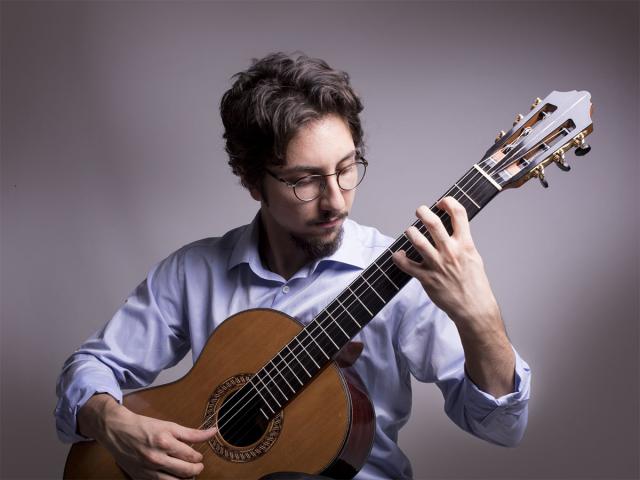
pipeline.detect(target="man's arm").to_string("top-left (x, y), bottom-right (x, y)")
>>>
top-left (56, 250), bottom-right (215, 477)
top-left (392, 197), bottom-right (516, 397)
top-left (77, 394), bottom-right (215, 478)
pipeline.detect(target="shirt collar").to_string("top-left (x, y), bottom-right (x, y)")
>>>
top-left (227, 212), bottom-right (368, 280)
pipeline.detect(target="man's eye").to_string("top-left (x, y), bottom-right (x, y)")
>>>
top-left (294, 176), bottom-right (317, 186)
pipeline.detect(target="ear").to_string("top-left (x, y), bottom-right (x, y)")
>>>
top-left (249, 185), bottom-right (262, 202)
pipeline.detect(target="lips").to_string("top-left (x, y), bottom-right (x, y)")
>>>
top-left (312, 213), bottom-right (347, 229)
top-left (316, 218), bottom-right (342, 228)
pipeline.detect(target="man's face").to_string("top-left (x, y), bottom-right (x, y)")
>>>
top-left (252, 114), bottom-right (357, 260)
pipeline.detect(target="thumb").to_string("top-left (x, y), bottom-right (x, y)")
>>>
top-left (174, 425), bottom-right (218, 443)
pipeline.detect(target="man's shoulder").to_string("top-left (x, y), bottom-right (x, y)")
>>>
top-left (168, 223), bottom-right (251, 262)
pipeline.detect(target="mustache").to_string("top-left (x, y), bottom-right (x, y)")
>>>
top-left (309, 211), bottom-right (348, 225)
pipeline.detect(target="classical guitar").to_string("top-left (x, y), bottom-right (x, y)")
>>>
top-left (64, 90), bottom-right (594, 479)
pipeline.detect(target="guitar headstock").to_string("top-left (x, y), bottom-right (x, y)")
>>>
top-left (479, 90), bottom-right (594, 190)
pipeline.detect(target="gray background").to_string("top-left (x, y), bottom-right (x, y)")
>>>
top-left (1, 1), bottom-right (638, 478)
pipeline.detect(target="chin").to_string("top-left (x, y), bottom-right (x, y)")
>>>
top-left (291, 226), bottom-right (344, 261)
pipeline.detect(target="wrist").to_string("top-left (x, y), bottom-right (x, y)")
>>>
top-left (77, 393), bottom-right (122, 440)
top-left (453, 300), bottom-right (504, 342)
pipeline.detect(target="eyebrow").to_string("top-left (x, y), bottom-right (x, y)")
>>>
top-left (277, 149), bottom-right (357, 176)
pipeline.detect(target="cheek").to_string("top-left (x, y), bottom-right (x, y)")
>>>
top-left (343, 190), bottom-right (356, 208)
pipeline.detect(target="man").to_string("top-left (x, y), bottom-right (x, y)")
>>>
top-left (55, 52), bottom-right (530, 479)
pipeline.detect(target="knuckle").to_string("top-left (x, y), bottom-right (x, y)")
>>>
top-left (155, 435), bottom-right (171, 451)
top-left (421, 215), bottom-right (438, 229)
top-left (141, 449), bottom-right (159, 465)
top-left (149, 452), bottom-right (163, 466)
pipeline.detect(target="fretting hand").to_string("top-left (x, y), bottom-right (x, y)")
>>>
top-left (392, 197), bottom-right (515, 397)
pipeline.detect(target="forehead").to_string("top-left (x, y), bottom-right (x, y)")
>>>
top-left (282, 114), bottom-right (355, 172)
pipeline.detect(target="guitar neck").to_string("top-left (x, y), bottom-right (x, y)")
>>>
top-left (252, 163), bottom-right (503, 415)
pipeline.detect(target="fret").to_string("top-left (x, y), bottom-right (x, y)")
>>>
top-left (360, 273), bottom-right (386, 304)
top-left (283, 343), bottom-right (311, 379)
top-left (250, 381), bottom-right (277, 414)
top-left (452, 182), bottom-right (480, 209)
top-left (266, 359), bottom-right (295, 394)
top-left (255, 370), bottom-right (285, 407)
top-left (335, 297), bottom-right (362, 328)
top-left (363, 264), bottom-right (403, 306)
top-left (276, 350), bottom-right (304, 385)
top-left (315, 319), bottom-right (340, 349)
top-left (347, 286), bottom-right (374, 317)
top-left (293, 335), bottom-right (320, 369)
top-left (261, 367), bottom-right (289, 403)
top-left (325, 310), bottom-right (350, 340)
top-left (301, 329), bottom-right (331, 361)
top-left (374, 258), bottom-right (400, 291)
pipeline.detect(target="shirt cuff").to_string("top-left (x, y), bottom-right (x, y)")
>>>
top-left (463, 348), bottom-right (531, 446)
top-left (55, 374), bottom-right (123, 444)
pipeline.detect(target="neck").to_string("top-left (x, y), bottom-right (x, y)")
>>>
top-left (258, 212), bottom-right (309, 280)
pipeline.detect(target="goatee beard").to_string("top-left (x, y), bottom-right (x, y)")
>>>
top-left (289, 226), bottom-right (344, 262)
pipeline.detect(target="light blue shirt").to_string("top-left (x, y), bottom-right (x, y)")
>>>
top-left (55, 215), bottom-right (530, 479)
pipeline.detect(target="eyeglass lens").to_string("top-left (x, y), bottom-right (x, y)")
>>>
top-left (294, 161), bottom-right (367, 201)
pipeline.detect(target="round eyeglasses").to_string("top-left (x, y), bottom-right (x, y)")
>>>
top-left (265, 157), bottom-right (368, 202)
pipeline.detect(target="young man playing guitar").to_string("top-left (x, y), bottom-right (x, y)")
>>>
top-left (56, 52), bottom-right (530, 479)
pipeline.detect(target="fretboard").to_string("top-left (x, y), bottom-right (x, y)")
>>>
top-left (246, 163), bottom-right (503, 420)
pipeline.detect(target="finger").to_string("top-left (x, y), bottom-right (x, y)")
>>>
top-left (404, 226), bottom-right (438, 264)
top-left (164, 436), bottom-right (205, 464)
top-left (158, 455), bottom-right (204, 478)
top-left (415, 205), bottom-right (450, 248)
top-left (437, 197), bottom-right (471, 241)
top-left (174, 426), bottom-right (217, 444)
top-left (392, 250), bottom-right (425, 279)
top-left (156, 468), bottom-right (196, 480)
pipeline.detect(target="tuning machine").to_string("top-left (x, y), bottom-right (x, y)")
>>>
top-left (573, 134), bottom-right (591, 156)
top-left (530, 97), bottom-right (542, 110)
top-left (532, 165), bottom-right (549, 188)
top-left (553, 149), bottom-right (571, 171)
top-left (513, 113), bottom-right (524, 126)
top-left (495, 130), bottom-right (506, 142)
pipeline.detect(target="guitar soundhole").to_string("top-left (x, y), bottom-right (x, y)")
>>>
top-left (203, 373), bottom-right (283, 463)
top-left (218, 394), bottom-right (268, 447)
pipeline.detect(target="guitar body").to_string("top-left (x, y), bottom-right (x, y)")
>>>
top-left (64, 309), bottom-right (375, 479)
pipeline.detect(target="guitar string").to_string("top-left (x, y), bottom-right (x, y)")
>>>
top-left (190, 164), bottom-right (498, 448)
top-left (191, 125), bottom-right (570, 449)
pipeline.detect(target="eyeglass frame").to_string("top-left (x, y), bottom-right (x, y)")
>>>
top-left (264, 156), bottom-right (368, 202)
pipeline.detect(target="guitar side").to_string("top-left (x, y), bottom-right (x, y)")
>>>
top-left (64, 309), bottom-right (375, 479)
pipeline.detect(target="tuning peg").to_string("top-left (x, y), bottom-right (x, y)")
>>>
top-left (573, 134), bottom-right (591, 156)
top-left (530, 97), bottom-right (542, 110)
top-left (513, 113), bottom-right (524, 126)
top-left (533, 165), bottom-right (549, 188)
top-left (574, 141), bottom-right (591, 156)
top-left (495, 130), bottom-right (506, 142)
top-left (575, 144), bottom-right (591, 156)
top-left (554, 150), bottom-right (571, 171)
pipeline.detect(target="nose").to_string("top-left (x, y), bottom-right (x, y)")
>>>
top-left (318, 175), bottom-right (346, 212)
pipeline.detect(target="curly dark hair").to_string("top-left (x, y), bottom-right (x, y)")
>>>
top-left (220, 52), bottom-right (365, 190)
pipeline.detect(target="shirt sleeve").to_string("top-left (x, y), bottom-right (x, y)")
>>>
top-left (396, 280), bottom-right (531, 447)
top-left (54, 251), bottom-right (191, 443)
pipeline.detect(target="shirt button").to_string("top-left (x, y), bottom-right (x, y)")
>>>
top-left (282, 285), bottom-right (290, 294)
